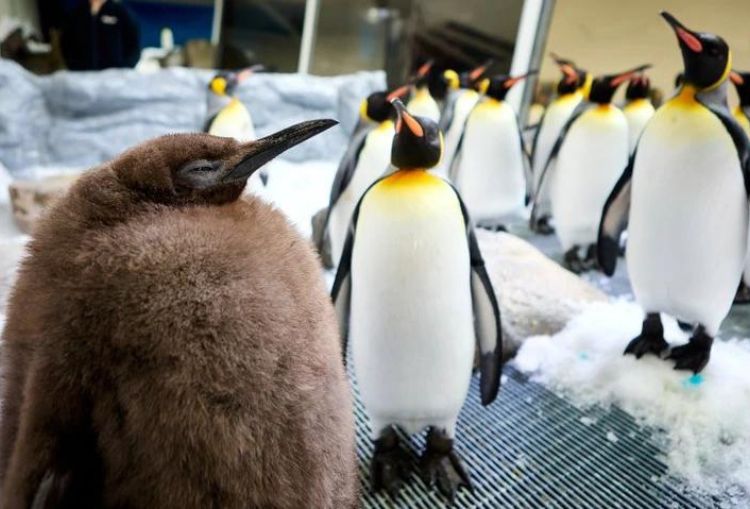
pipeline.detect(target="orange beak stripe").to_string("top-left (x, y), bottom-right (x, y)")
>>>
top-left (400, 111), bottom-right (424, 137)
top-left (676, 27), bottom-right (703, 53)
top-left (387, 85), bottom-right (411, 102)
top-left (730, 71), bottom-right (744, 85)
top-left (417, 61), bottom-right (433, 77)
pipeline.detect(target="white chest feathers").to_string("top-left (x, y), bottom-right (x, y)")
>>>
top-left (407, 87), bottom-right (441, 122)
top-left (455, 99), bottom-right (526, 222)
top-left (623, 99), bottom-right (655, 153)
top-left (208, 98), bottom-right (256, 142)
top-left (551, 104), bottom-right (629, 250)
top-left (350, 171), bottom-right (475, 436)
top-left (328, 121), bottom-right (395, 266)
top-left (627, 94), bottom-right (747, 335)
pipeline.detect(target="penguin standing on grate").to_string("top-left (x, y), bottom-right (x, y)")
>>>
top-left (332, 99), bottom-right (503, 501)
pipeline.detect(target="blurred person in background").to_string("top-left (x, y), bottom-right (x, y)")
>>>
top-left (61, 0), bottom-right (140, 70)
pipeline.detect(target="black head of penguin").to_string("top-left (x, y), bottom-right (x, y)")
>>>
top-left (478, 71), bottom-right (536, 101)
top-left (115, 119), bottom-right (337, 206)
top-left (626, 75), bottom-right (651, 100)
top-left (730, 71), bottom-right (750, 107)
top-left (361, 92), bottom-right (393, 123)
top-left (588, 64), bottom-right (652, 104)
top-left (390, 99), bottom-right (442, 169)
top-left (550, 53), bottom-right (587, 95)
top-left (662, 12), bottom-right (730, 90)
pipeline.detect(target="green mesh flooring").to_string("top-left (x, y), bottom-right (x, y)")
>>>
top-left (353, 366), bottom-right (731, 508)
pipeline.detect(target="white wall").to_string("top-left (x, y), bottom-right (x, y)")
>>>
top-left (540, 0), bottom-right (750, 104)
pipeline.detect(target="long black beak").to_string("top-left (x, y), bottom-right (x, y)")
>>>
top-left (661, 11), bottom-right (703, 53)
top-left (224, 119), bottom-right (338, 182)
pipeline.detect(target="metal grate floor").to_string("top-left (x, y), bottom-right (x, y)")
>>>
top-left (353, 365), bottom-right (729, 508)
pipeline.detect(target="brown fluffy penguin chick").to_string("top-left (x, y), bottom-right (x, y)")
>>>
top-left (0, 120), bottom-right (359, 509)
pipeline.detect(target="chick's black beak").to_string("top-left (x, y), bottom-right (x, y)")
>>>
top-left (661, 11), bottom-right (703, 53)
top-left (224, 119), bottom-right (338, 182)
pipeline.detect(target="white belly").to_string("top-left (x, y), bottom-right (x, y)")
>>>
top-left (435, 90), bottom-right (479, 177)
top-left (551, 105), bottom-right (629, 250)
top-left (407, 89), bottom-right (441, 122)
top-left (627, 101), bottom-right (747, 335)
top-left (455, 100), bottom-right (526, 222)
top-left (624, 99), bottom-right (655, 154)
top-left (532, 93), bottom-right (583, 200)
top-left (350, 173), bottom-right (475, 436)
top-left (329, 123), bottom-right (394, 266)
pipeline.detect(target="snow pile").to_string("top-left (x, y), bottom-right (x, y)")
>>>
top-left (514, 300), bottom-right (750, 497)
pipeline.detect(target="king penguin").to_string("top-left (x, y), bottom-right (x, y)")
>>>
top-left (623, 73), bottom-right (656, 153)
top-left (331, 99), bottom-right (502, 500)
top-left (205, 66), bottom-right (267, 192)
top-left (0, 119), bottom-right (360, 508)
top-left (406, 60), bottom-right (441, 122)
top-left (534, 64), bottom-right (650, 272)
top-left (727, 70), bottom-right (750, 303)
top-left (529, 54), bottom-right (592, 234)
top-left (451, 72), bottom-right (535, 229)
top-left (434, 61), bottom-right (492, 178)
top-left (598, 12), bottom-right (749, 373)
top-left (321, 86), bottom-right (409, 268)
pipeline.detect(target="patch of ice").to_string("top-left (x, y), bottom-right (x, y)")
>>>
top-left (514, 300), bottom-right (750, 496)
top-left (579, 416), bottom-right (597, 426)
top-left (606, 431), bottom-right (618, 443)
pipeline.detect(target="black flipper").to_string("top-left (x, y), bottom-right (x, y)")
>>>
top-left (439, 92), bottom-right (458, 133)
top-left (515, 113), bottom-right (533, 202)
top-left (530, 103), bottom-right (590, 223)
top-left (699, 100), bottom-right (750, 196)
top-left (330, 175), bottom-right (390, 364)
top-left (203, 112), bottom-right (219, 133)
top-left (450, 186), bottom-right (503, 406)
top-left (596, 151), bottom-right (636, 276)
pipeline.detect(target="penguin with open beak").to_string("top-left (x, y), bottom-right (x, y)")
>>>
top-left (332, 99), bottom-right (502, 501)
top-left (533, 64), bottom-right (651, 273)
top-left (529, 53), bottom-right (591, 235)
top-left (0, 120), bottom-right (359, 508)
top-left (599, 12), bottom-right (749, 373)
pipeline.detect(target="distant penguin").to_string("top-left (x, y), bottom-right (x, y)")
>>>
top-left (452, 72), bottom-right (535, 229)
top-left (598, 12), bottom-right (749, 373)
top-left (332, 99), bottom-right (502, 500)
top-left (406, 60), bottom-right (441, 122)
top-left (435, 61), bottom-right (492, 178)
top-left (0, 121), bottom-right (359, 508)
top-left (321, 86), bottom-right (409, 268)
top-left (729, 70), bottom-right (750, 136)
top-left (534, 64), bottom-right (650, 272)
top-left (623, 74), bottom-right (656, 153)
top-left (529, 54), bottom-right (591, 234)
top-left (205, 67), bottom-right (267, 192)
top-left (728, 70), bottom-right (750, 303)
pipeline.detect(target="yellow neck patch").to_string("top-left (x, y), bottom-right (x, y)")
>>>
top-left (668, 85), bottom-right (700, 109)
top-left (378, 169), bottom-right (443, 190)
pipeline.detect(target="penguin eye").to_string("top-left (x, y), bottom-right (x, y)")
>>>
top-left (182, 160), bottom-right (218, 173)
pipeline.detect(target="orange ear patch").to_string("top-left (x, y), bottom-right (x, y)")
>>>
top-left (677, 27), bottom-right (703, 53)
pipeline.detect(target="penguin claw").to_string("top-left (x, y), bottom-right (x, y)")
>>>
top-left (419, 430), bottom-right (472, 502)
top-left (667, 343), bottom-right (711, 374)
top-left (531, 216), bottom-right (555, 235)
top-left (370, 438), bottom-right (411, 497)
top-left (624, 334), bottom-right (669, 359)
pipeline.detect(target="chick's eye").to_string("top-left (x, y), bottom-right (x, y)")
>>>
top-left (192, 165), bottom-right (215, 173)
